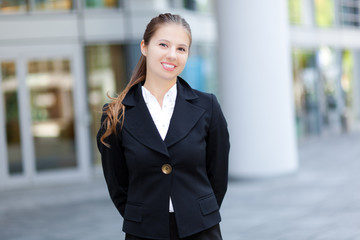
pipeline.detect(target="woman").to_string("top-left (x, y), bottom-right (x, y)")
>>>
top-left (97, 13), bottom-right (230, 240)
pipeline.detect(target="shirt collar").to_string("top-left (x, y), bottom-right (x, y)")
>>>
top-left (142, 83), bottom-right (177, 105)
top-left (122, 77), bottom-right (198, 107)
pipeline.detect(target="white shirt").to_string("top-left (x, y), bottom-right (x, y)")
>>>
top-left (141, 84), bottom-right (177, 212)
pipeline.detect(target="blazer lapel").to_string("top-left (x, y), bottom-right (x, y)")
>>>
top-left (164, 78), bottom-right (205, 148)
top-left (122, 83), bottom-right (169, 157)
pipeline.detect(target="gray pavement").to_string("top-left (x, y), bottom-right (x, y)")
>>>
top-left (1, 130), bottom-right (360, 240)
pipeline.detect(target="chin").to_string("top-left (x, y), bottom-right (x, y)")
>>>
top-left (160, 74), bottom-right (177, 81)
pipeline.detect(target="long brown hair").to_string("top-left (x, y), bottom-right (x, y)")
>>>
top-left (100, 13), bottom-right (192, 147)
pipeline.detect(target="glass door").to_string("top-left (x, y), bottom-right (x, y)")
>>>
top-left (27, 59), bottom-right (77, 172)
top-left (0, 61), bottom-right (24, 176)
top-left (85, 44), bottom-right (127, 166)
top-left (0, 44), bottom-right (91, 188)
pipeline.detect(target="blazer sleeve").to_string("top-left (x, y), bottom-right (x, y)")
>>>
top-left (96, 104), bottom-right (129, 217)
top-left (206, 94), bottom-right (230, 208)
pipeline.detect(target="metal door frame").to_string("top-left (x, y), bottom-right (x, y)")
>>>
top-left (0, 43), bottom-right (91, 189)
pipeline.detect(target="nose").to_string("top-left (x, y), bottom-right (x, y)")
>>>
top-left (166, 46), bottom-right (177, 60)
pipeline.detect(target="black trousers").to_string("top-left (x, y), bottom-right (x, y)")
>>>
top-left (125, 213), bottom-right (223, 240)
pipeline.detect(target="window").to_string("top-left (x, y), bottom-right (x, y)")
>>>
top-left (1, 61), bottom-right (23, 174)
top-left (183, 0), bottom-right (213, 12)
top-left (0, 0), bottom-right (73, 13)
top-left (314, 0), bottom-right (335, 27)
top-left (288, 0), bottom-right (302, 25)
top-left (85, 0), bottom-right (119, 9)
top-left (291, 49), bottom-right (319, 137)
top-left (0, 0), bottom-right (28, 13)
top-left (27, 59), bottom-right (77, 171)
top-left (34, 0), bottom-right (73, 11)
top-left (85, 45), bottom-right (127, 165)
top-left (341, 50), bottom-right (354, 108)
top-left (338, 0), bottom-right (360, 27)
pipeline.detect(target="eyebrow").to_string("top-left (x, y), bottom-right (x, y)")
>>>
top-left (157, 39), bottom-right (188, 48)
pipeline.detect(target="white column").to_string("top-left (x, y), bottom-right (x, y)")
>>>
top-left (216, 0), bottom-right (298, 178)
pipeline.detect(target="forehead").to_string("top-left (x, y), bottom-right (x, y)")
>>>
top-left (151, 24), bottom-right (191, 45)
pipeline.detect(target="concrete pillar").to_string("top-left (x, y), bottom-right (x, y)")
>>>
top-left (216, 0), bottom-right (298, 178)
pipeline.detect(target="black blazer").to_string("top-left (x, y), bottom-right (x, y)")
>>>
top-left (97, 77), bottom-right (230, 239)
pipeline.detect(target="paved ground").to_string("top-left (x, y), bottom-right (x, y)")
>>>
top-left (1, 130), bottom-right (360, 240)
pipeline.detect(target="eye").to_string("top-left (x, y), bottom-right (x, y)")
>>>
top-left (159, 43), bottom-right (167, 47)
top-left (178, 47), bottom-right (186, 52)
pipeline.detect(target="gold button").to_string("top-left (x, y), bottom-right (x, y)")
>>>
top-left (161, 164), bottom-right (172, 174)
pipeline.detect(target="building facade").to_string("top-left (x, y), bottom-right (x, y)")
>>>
top-left (0, 0), bottom-right (217, 189)
top-left (1, 0), bottom-right (360, 188)
top-left (289, 0), bottom-right (360, 138)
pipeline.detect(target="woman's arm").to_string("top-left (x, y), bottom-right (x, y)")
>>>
top-left (97, 104), bottom-right (129, 217)
top-left (205, 94), bottom-right (230, 208)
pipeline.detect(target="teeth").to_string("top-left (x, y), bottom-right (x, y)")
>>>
top-left (163, 63), bottom-right (175, 68)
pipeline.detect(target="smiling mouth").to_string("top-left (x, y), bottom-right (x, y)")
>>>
top-left (161, 63), bottom-right (176, 71)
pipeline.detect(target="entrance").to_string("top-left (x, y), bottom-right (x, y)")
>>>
top-left (0, 44), bottom-right (91, 188)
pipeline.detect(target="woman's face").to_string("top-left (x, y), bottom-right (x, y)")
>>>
top-left (141, 23), bottom-right (191, 83)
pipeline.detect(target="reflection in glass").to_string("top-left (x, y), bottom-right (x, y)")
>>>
top-left (0, 0), bottom-right (28, 13)
top-left (288, 0), bottom-right (302, 25)
top-left (339, 0), bottom-right (360, 27)
top-left (85, 0), bottom-right (118, 8)
top-left (183, 0), bottom-right (213, 12)
top-left (341, 50), bottom-right (353, 104)
top-left (86, 45), bottom-right (126, 165)
top-left (317, 47), bottom-right (344, 132)
top-left (27, 59), bottom-right (76, 171)
top-left (1, 62), bottom-right (23, 174)
top-left (340, 50), bottom-right (354, 131)
top-left (291, 47), bottom-right (354, 137)
top-left (292, 49), bottom-right (318, 138)
top-left (34, 0), bottom-right (72, 11)
top-left (314, 0), bottom-right (334, 27)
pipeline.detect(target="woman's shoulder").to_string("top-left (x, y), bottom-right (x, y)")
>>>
top-left (177, 76), bottom-right (215, 103)
top-left (183, 86), bottom-right (220, 112)
top-left (177, 77), bottom-right (222, 113)
top-left (192, 89), bottom-right (222, 114)
top-left (192, 88), bottom-right (215, 105)
top-left (192, 88), bottom-right (214, 99)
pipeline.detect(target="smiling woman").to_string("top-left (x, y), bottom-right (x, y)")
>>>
top-left (140, 24), bottom-right (190, 105)
top-left (97, 13), bottom-right (229, 240)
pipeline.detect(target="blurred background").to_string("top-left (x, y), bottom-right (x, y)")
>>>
top-left (1, 0), bottom-right (360, 239)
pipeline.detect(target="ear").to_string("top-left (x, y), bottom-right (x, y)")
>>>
top-left (140, 40), bottom-right (147, 56)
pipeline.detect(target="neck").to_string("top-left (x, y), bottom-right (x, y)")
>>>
top-left (143, 77), bottom-right (177, 107)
